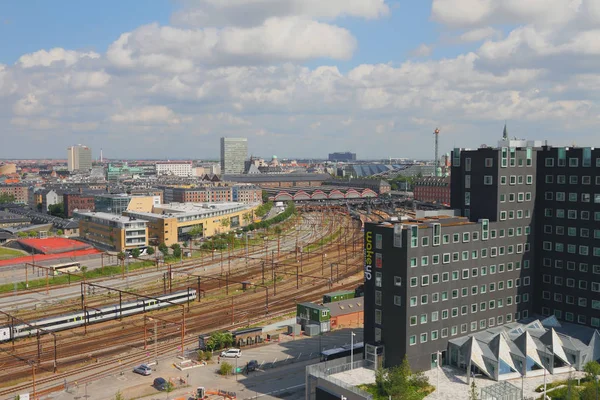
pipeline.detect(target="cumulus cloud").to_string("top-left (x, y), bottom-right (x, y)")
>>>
top-left (107, 19), bottom-right (355, 71)
top-left (171, 0), bottom-right (390, 27)
top-left (411, 44), bottom-right (433, 57)
top-left (17, 48), bottom-right (100, 68)
top-left (110, 106), bottom-right (184, 125)
top-left (458, 27), bottom-right (501, 42)
top-left (2, 0), bottom-right (600, 158)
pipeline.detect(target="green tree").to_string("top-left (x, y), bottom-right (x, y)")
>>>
top-left (48, 203), bottom-right (65, 218)
top-left (170, 243), bottom-right (182, 259)
top-left (469, 379), bottom-right (479, 400)
top-left (220, 217), bottom-right (230, 228)
top-left (28, 231), bottom-right (38, 238)
top-left (580, 383), bottom-right (599, 400)
top-left (17, 232), bottom-right (27, 238)
top-left (205, 332), bottom-right (233, 351)
top-left (189, 226), bottom-right (204, 239)
top-left (164, 382), bottom-right (174, 400)
top-left (197, 350), bottom-right (205, 361)
top-left (219, 361), bottom-right (234, 376)
top-left (114, 391), bottom-right (125, 400)
top-left (261, 190), bottom-right (269, 203)
top-left (375, 356), bottom-right (428, 400)
top-left (131, 248), bottom-right (141, 259)
top-left (584, 361), bottom-right (600, 381)
top-left (146, 246), bottom-right (155, 256)
top-left (0, 193), bottom-right (15, 204)
top-left (158, 242), bottom-right (169, 256)
top-left (56, 229), bottom-right (64, 236)
top-left (80, 266), bottom-right (88, 277)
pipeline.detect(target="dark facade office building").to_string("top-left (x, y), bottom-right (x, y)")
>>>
top-left (328, 152), bottom-right (356, 162)
top-left (364, 137), bottom-right (600, 377)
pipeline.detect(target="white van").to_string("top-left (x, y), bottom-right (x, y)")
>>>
top-left (220, 348), bottom-right (242, 358)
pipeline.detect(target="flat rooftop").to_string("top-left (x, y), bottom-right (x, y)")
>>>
top-left (329, 367), bottom-right (375, 386)
top-left (75, 211), bottom-right (145, 223)
top-left (124, 202), bottom-right (257, 219)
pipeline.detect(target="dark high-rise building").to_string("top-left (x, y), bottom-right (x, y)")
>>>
top-left (534, 146), bottom-right (600, 326)
top-left (328, 152), bottom-right (356, 162)
top-left (364, 134), bottom-right (600, 380)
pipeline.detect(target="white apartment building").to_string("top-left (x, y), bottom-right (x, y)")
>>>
top-left (156, 162), bottom-right (193, 177)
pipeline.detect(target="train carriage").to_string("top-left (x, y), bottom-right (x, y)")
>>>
top-left (1, 289), bottom-right (196, 341)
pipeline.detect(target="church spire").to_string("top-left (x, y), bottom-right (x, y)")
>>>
top-left (502, 122), bottom-right (508, 140)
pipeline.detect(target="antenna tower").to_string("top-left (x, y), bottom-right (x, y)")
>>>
top-left (433, 128), bottom-right (440, 176)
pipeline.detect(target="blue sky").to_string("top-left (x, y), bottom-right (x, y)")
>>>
top-left (0, 0), bottom-right (598, 160)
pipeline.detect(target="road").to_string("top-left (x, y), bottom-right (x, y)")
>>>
top-left (49, 328), bottom-right (364, 400)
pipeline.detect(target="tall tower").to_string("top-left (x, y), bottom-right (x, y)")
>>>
top-left (502, 122), bottom-right (508, 140)
top-left (67, 144), bottom-right (92, 172)
top-left (220, 137), bottom-right (248, 175)
top-left (433, 128), bottom-right (440, 177)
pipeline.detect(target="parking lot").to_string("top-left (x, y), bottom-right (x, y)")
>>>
top-left (55, 328), bottom-right (363, 400)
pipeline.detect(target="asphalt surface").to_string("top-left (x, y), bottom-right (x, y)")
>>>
top-left (48, 328), bottom-right (364, 400)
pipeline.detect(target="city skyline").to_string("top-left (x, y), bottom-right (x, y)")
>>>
top-left (1, 1), bottom-right (599, 159)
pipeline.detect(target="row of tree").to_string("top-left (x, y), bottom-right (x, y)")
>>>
top-left (0, 193), bottom-right (16, 204)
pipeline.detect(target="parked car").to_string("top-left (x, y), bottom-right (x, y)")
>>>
top-left (133, 364), bottom-right (152, 376)
top-left (153, 377), bottom-right (168, 391)
top-left (220, 348), bottom-right (242, 358)
top-left (246, 360), bottom-right (259, 372)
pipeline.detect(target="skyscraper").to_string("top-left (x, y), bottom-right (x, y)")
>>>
top-left (220, 137), bottom-right (248, 175)
top-left (67, 144), bottom-right (92, 172)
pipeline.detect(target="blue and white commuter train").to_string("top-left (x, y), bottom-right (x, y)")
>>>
top-left (0, 289), bottom-right (197, 342)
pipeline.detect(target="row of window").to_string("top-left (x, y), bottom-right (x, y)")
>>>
top-left (543, 208), bottom-right (600, 221)
top-left (541, 308), bottom-right (600, 328)
top-left (544, 192), bottom-right (600, 203)
top-left (541, 280), bottom-right (600, 293)
top-left (409, 297), bottom-right (528, 326)
top-left (541, 241), bottom-right (600, 257)
top-left (541, 259), bottom-right (600, 274)
top-left (408, 280), bottom-right (531, 304)
top-left (544, 155), bottom-right (598, 168)
top-left (408, 224), bottom-right (535, 250)
top-left (410, 245), bottom-right (531, 269)
top-left (543, 226), bottom-right (600, 239)
top-left (540, 292), bottom-right (600, 309)
top-left (408, 310), bottom-right (531, 346)
top-left (544, 175), bottom-right (600, 185)
top-left (499, 209), bottom-right (533, 221)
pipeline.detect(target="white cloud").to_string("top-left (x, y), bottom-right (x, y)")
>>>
top-left (171, 0), bottom-right (389, 27)
top-left (17, 48), bottom-right (100, 68)
top-left (107, 19), bottom-right (355, 71)
top-left (66, 70), bottom-right (111, 89)
top-left (70, 121), bottom-right (99, 131)
top-left (110, 106), bottom-right (184, 125)
top-left (411, 44), bottom-right (433, 57)
top-left (11, 117), bottom-right (59, 130)
top-left (13, 94), bottom-right (44, 116)
top-left (431, 0), bottom-right (493, 27)
top-left (458, 27), bottom-right (501, 42)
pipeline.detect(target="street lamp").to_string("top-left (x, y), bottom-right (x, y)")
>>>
top-left (436, 350), bottom-right (441, 398)
top-left (350, 331), bottom-right (356, 369)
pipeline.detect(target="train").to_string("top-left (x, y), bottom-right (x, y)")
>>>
top-left (0, 289), bottom-right (197, 342)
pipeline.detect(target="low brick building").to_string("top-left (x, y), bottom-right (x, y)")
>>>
top-left (328, 298), bottom-right (364, 330)
top-left (413, 176), bottom-right (451, 205)
top-left (63, 193), bottom-right (96, 217)
top-left (0, 185), bottom-right (28, 204)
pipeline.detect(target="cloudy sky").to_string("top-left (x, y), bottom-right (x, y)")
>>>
top-left (1, 0), bottom-right (599, 160)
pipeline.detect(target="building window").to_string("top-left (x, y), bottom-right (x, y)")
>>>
top-left (394, 296), bottom-right (402, 306)
top-left (420, 333), bottom-right (428, 343)
top-left (375, 310), bottom-right (382, 325)
top-left (410, 316), bottom-right (417, 326)
top-left (375, 291), bottom-right (382, 306)
top-left (394, 276), bottom-right (402, 287)
top-left (484, 176), bottom-right (493, 185)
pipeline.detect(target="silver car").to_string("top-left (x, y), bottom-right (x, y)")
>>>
top-left (133, 364), bottom-right (152, 376)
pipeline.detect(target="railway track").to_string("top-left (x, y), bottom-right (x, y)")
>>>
top-left (0, 210), bottom-right (364, 397)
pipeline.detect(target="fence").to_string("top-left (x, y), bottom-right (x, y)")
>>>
top-left (306, 359), bottom-right (374, 399)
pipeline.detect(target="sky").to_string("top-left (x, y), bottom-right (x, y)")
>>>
top-left (1, 0), bottom-right (599, 160)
